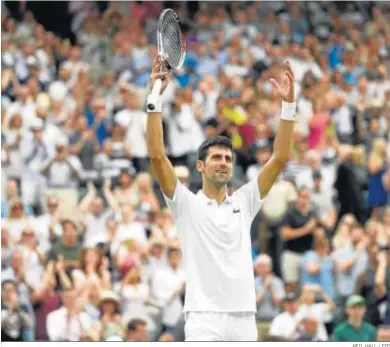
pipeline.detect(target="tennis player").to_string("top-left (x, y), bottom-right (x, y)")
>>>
top-left (146, 57), bottom-right (296, 341)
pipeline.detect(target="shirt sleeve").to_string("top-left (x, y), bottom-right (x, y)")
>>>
top-left (163, 181), bottom-right (194, 221)
top-left (233, 178), bottom-right (263, 222)
top-left (269, 316), bottom-right (282, 337)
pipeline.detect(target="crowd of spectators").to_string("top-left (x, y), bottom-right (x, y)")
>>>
top-left (1, 0), bottom-right (390, 342)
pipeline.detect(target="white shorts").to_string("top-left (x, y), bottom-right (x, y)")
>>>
top-left (185, 311), bottom-right (257, 341)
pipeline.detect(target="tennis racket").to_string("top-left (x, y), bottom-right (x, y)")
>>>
top-left (146, 8), bottom-right (187, 111)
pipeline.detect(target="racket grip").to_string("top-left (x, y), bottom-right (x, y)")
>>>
top-left (147, 79), bottom-right (163, 112)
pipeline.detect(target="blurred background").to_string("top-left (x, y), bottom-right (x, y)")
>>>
top-left (1, 0), bottom-right (390, 343)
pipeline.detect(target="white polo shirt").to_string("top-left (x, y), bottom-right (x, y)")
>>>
top-left (164, 178), bottom-right (263, 313)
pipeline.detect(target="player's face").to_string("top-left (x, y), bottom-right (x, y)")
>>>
top-left (198, 146), bottom-right (233, 188)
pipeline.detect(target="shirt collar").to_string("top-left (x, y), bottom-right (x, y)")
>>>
top-left (197, 190), bottom-right (233, 206)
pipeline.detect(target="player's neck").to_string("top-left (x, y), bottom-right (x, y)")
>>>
top-left (202, 182), bottom-right (227, 205)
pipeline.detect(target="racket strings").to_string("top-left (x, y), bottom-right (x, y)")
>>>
top-left (160, 12), bottom-right (185, 69)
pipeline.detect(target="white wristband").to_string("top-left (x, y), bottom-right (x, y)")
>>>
top-left (146, 96), bottom-right (162, 113)
top-left (280, 101), bottom-right (296, 122)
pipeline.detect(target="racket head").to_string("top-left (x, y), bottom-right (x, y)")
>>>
top-left (156, 8), bottom-right (187, 72)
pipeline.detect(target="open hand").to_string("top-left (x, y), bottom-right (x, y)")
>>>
top-left (269, 61), bottom-right (295, 103)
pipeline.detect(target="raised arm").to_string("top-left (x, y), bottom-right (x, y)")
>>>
top-left (258, 62), bottom-right (295, 198)
top-left (147, 58), bottom-right (178, 199)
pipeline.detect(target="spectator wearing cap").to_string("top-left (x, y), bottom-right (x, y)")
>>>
top-left (126, 318), bottom-right (148, 342)
top-left (280, 186), bottom-right (318, 292)
top-left (332, 295), bottom-right (376, 341)
top-left (268, 292), bottom-right (301, 341)
top-left (253, 254), bottom-right (285, 341)
top-left (86, 291), bottom-right (124, 341)
top-left (311, 169), bottom-right (337, 233)
top-left (48, 216), bottom-right (82, 271)
top-left (40, 136), bottom-right (83, 215)
top-left (46, 288), bottom-right (93, 341)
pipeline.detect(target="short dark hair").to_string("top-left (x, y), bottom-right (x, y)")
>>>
top-left (127, 318), bottom-right (147, 332)
top-left (197, 136), bottom-right (233, 161)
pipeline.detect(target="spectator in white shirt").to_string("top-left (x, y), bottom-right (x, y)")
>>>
top-left (150, 247), bottom-right (185, 332)
top-left (20, 118), bottom-right (53, 211)
top-left (46, 288), bottom-right (92, 341)
top-left (4, 198), bottom-right (35, 245)
top-left (297, 284), bottom-right (334, 341)
top-left (40, 136), bottom-right (82, 215)
top-left (117, 264), bottom-right (149, 323)
top-left (269, 292), bottom-right (302, 341)
top-left (31, 196), bottom-right (62, 253)
top-left (4, 112), bottom-right (24, 181)
top-left (40, 136), bottom-right (82, 189)
top-left (6, 86), bottom-right (36, 129)
top-left (115, 92), bottom-right (149, 173)
top-left (79, 182), bottom-right (114, 247)
top-left (311, 170), bottom-right (337, 233)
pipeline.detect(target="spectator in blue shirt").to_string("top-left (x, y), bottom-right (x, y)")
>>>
top-left (301, 236), bottom-right (335, 299)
